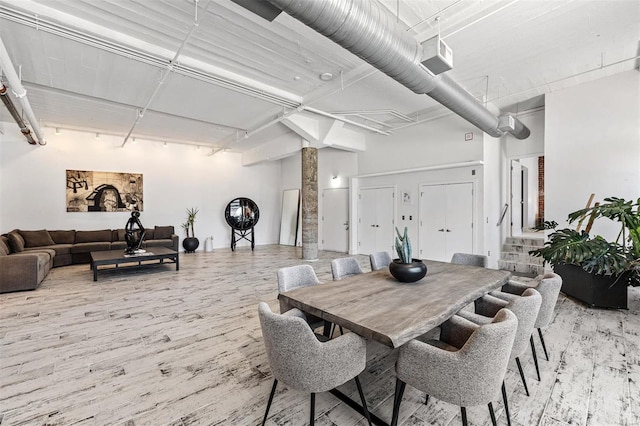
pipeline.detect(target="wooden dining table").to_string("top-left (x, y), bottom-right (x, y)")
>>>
top-left (278, 259), bottom-right (511, 425)
top-left (278, 259), bottom-right (511, 348)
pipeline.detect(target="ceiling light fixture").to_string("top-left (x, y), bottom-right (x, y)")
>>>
top-left (55, 128), bottom-right (61, 135)
top-left (163, 142), bottom-right (168, 147)
top-left (95, 133), bottom-right (100, 139)
top-left (319, 72), bottom-right (333, 81)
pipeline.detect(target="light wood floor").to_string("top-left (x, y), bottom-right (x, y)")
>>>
top-left (1, 245), bottom-right (638, 425)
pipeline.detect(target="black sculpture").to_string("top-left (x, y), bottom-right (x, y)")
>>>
top-left (124, 211), bottom-right (146, 254)
top-left (225, 198), bottom-right (259, 251)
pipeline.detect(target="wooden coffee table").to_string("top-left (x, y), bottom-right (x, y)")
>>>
top-left (90, 247), bottom-right (179, 282)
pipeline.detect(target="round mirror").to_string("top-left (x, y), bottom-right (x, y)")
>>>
top-left (225, 197), bottom-right (260, 230)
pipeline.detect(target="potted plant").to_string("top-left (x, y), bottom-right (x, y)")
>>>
top-left (182, 207), bottom-right (200, 253)
top-left (530, 197), bottom-right (640, 309)
top-left (388, 226), bottom-right (427, 283)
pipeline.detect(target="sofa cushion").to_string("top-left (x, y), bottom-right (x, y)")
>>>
top-left (19, 230), bottom-right (56, 248)
top-left (70, 242), bottom-right (112, 254)
top-left (0, 236), bottom-right (10, 256)
top-left (144, 228), bottom-right (154, 240)
top-left (25, 244), bottom-right (72, 256)
top-left (142, 239), bottom-right (174, 249)
top-left (75, 230), bottom-right (112, 243)
top-left (49, 230), bottom-right (76, 244)
top-left (154, 226), bottom-right (173, 239)
top-left (7, 231), bottom-right (25, 253)
top-left (116, 229), bottom-right (126, 241)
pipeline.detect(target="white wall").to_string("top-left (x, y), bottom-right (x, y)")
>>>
top-left (505, 108), bottom-right (545, 158)
top-left (280, 147), bottom-right (358, 250)
top-left (545, 70), bottom-right (640, 240)
top-left (353, 164), bottom-right (484, 258)
top-left (0, 124), bottom-right (283, 250)
top-left (358, 113), bottom-right (483, 175)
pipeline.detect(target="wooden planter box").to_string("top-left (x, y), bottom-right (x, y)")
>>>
top-left (554, 264), bottom-right (628, 309)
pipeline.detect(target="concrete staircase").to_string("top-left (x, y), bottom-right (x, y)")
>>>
top-left (498, 235), bottom-right (546, 277)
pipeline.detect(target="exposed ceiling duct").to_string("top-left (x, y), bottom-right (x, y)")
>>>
top-left (258, 0), bottom-right (530, 139)
top-left (0, 36), bottom-right (46, 145)
top-left (0, 84), bottom-right (36, 144)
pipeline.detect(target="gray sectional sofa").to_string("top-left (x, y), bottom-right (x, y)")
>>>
top-left (0, 227), bottom-right (178, 293)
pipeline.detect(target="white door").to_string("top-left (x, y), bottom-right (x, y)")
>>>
top-left (419, 182), bottom-right (473, 262)
top-left (444, 183), bottom-right (473, 257)
top-left (322, 188), bottom-right (349, 252)
top-left (511, 160), bottom-right (523, 236)
top-left (420, 185), bottom-right (447, 261)
top-left (375, 187), bottom-right (395, 253)
top-left (358, 187), bottom-right (395, 254)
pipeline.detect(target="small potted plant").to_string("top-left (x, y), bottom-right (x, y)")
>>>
top-left (530, 197), bottom-right (639, 309)
top-left (389, 226), bottom-right (427, 283)
top-left (182, 207), bottom-right (200, 253)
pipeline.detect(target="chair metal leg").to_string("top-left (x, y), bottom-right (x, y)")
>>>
top-left (262, 379), bottom-right (278, 426)
top-left (530, 335), bottom-right (541, 381)
top-left (339, 325), bottom-right (344, 335)
top-left (502, 381), bottom-right (512, 426)
top-left (515, 357), bottom-right (530, 396)
top-left (461, 407), bottom-right (468, 426)
top-left (390, 378), bottom-right (406, 426)
top-left (310, 393), bottom-right (315, 426)
top-left (323, 321), bottom-right (332, 338)
top-left (488, 402), bottom-right (497, 426)
top-left (354, 376), bottom-right (372, 426)
top-left (538, 328), bottom-right (549, 361)
top-left (425, 394), bottom-right (430, 405)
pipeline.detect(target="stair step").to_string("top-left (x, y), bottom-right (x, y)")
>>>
top-left (498, 260), bottom-right (545, 276)
top-left (500, 252), bottom-right (544, 265)
top-left (504, 236), bottom-right (544, 247)
top-left (502, 243), bottom-right (544, 254)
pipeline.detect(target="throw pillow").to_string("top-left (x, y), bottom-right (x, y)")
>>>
top-left (19, 230), bottom-right (56, 248)
top-left (48, 230), bottom-right (76, 244)
top-left (0, 236), bottom-right (11, 255)
top-left (75, 230), bottom-right (112, 243)
top-left (154, 226), bottom-right (173, 239)
top-left (7, 231), bottom-right (25, 253)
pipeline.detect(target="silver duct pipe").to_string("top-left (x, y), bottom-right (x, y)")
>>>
top-left (0, 84), bottom-right (37, 144)
top-left (266, 0), bottom-right (530, 139)
top-left (0, 37), bottom-right (46, 145)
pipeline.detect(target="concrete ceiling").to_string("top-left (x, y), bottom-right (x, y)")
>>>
top-left (0, 0), bottom-right (638, 154)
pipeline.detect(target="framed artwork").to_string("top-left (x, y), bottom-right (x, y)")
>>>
top-left (66, 169), bottom-right (143, 212)
top-left (402, 191), bottom-right (413, 205)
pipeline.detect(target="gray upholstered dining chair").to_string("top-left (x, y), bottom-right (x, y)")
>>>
top-left (497, 272), bottom-right (563, 362)
top-left (277, 264), bottom-right (321, 292)
top-left (277, 264), bottom-right (326, 334)
top-left (391, 309), bottom-right (518, 426)
top-left (258, 302), bottom-right (372, 426)
top-left (451, 252), bottom-right (489, 267)
top-left (458, 288), bottom-right (541, 397)
top-left (369, 251), bottom-right (392, 271)
top-left (331, 257), bottom-right (364, 280)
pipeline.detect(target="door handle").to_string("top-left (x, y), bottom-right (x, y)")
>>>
top-left (371, 224), bottom-right (376, 227)
top-left (438, 229), bottom-right (444, 232)
top-left (446, 229), bottom-right (451, 232)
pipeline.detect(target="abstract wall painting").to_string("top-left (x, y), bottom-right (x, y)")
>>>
top-left (66, 170), bottom-right (143, 212)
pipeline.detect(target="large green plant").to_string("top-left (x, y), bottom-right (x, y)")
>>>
top-left (530, 197), bottom-right (640, 286)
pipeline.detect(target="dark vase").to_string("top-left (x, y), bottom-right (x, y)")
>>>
top-left (555, 263), bottom-right (628, 309)
top-left (182, 237), bottom-right (200, 253)
top-left (389, 259), bottom-right (427, 283)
